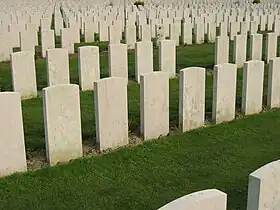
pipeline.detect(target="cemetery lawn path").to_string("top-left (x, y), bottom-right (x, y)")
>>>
top-left (1, 108), bottom-right (280, 210)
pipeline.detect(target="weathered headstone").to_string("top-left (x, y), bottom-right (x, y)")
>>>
top-left (109, 25), bottom-right (121, 44)
top-left (141, 24), bottom-right (151, 41)
top-left (109, 43), bottom-right (128, 80)
top-left (10, 51), bottom-right (37, 98)
top-left (181, 22), bottom-right (192, 44)
top-left (78, 46), bottom-right (100, 91)
top-left (0, 32), bottom-right (12, 61)
top-left (84, 21), bottom-right (95, 43)
top-left (273, 19), bottom-right (280, 36)
top-left (43, 84), bottom-right (83, 166)
top-left (249, 21), bottom-right (258, 34)
top-left (8, 24), bottom-right (20, 48)
top-left (265, 33), bottom-right (277, 63)
top-left (247, 160), bottom-right (280, 210)
top-left (125, 24), bottom-right (136, 49)
top-left (268, 58), bottom-right (280, 108)
top-left (219, 22), bottom-right (228, 36)
top-left (94, 77), bottom-right (129, 151)
top-left (233, 35), bottom-right (247, 68)
top-left (179, 67), bottom-right (205, 132)
top-left (229, 22), bottom-right (239, 41)
top-left (240, 21), bottom-right (249, 36)
top-left (207, 22), bottom-right (216, 43)
top-left (158, 189), bottom-right (227, 210)
top-left (212, 63), bottom-right (237, 124)
top-left (215, 36), bottom-right (229, 65)
top-left (169, 23), bottom-right (180, 46)
top-left (135, 41), bottom-right (153, 83)
top-left (19, 31), bottom-right (35, 54)
top-left (54, 17), bottom-right (63, 36)
top-left (26, 23), bottom-right (38, 46)
top-left (46, 49), bottom-right (70, 86)
top-left (0, 92), bottom-right (27, 177)
top-left (41, 30), bottom-right (55, 58)
top-left (249, 34), bottom-right (263, 60)
top-left (242, 60), bottom-right (264, 115)
top-left (98, 21), bottom-right (109, 41)
top-left (61, 28), bottom-right (74, 54)
top-left (140, 72), bottom-right (169, 140)
top-left (158, 40), bottom-right (176, 77)
top-left (194, 23), bottom-right (204, 44)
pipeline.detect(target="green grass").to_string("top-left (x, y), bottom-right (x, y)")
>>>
top-left (0, 34), bottom-right (279, 209)
top-left (1, 109), bottom-right (280, 209)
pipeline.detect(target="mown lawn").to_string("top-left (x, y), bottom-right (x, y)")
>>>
top-left (1, 109), bottom-right (280, 209)
top-left (0, 37), bottom-right (279, 210)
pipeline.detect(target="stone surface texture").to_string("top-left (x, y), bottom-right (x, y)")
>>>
top-left (43, 84), bottom-right (82, 166)
top-left (140, 72), bottom-right (169, 140)
top-left (0, 92), bottom-right (27, 177)
top-left (158, 189), bottom-right (227, 210)
top-left (179, 67), bottom-right (205, 132)
top-left (212, 63), bottom-right (237, 124)
top-left (247, 160), bottom-right (280, 210)
top-left (78, 46), bottom-right (100, 90)
top-left (94, 77), bottom-right (129, 151)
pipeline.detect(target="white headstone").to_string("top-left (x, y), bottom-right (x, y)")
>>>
top-left (181, 22), bottom-right (192, 45)
top-left (158, 40), bottom-right (176, 77)
top-left (194, 23), bottom-right (205, 44)
top-left (215, 36), bottom-right (229, 65)
top-left (233, 35), bottom-right (247, 68)
top-left (265, 33), bottom-right (277, 63)
top-left (46, 49), bottom-right (70, 86)
top-left (268, 58), bottom-right (280, 108)
top-left (247, 160), bottom-right (280, 210)
top-left (249, 34), bottom-right (263, 60)
top-left (135, 41), bottom-right (153, 83)
top-left (94, 77), bottom-right (129, 151)
top-left (41, 30), bottom-right (55, 58)
top-left (140, 72), bottom-right (169, 140)
top-left (11, 51), bottom-right (37, 99)
top-left (158, 189), bottom-right (227, 210)
top-left (207, 22), bottom-right (216, 43)
top-left (61, 28), bottom-right (74, 54)
top-left (242, 60), bottom-right (264, 115)
top-left (43, 84), bottom-right (83, 166)
top-left (0, 92), bottom-right (27, 177)
top-left (125, 24), bottom-right (136, 49)
top-left (179, 67), bottom-right (205, 132)
top-left (78, 46), bottom-right (100, 91)
top-left (108, 43), bottom-right (128, 80)
top-left (212, 63), bottom-right (237, 124)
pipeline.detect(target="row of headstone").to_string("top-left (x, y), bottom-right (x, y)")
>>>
top-left (9, 40), bottom-right (176, 98)
top-left (2, 0), bottom-right (280, 62)
top-left (10, 30), bottom-right (279, 100)
top-left (157, 159), bottom-right (280, 210)
top-left (2, 0), bottom-right (280, 25)
top-left (215, 32), bottom-right (279, 66)
top-left (56, 0), bottom-right (280, 44)
top-left (2, 57), bottom-right (280, 177)
top-left (2, 22), bottom-right (277, 69)
top-left (0, 19), bottom-right (272, 63)
top-left (59, 14), bottom-right (280, 47)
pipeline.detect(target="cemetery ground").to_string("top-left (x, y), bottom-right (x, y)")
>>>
top-left (1, 38), bottom-right (280, 209)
